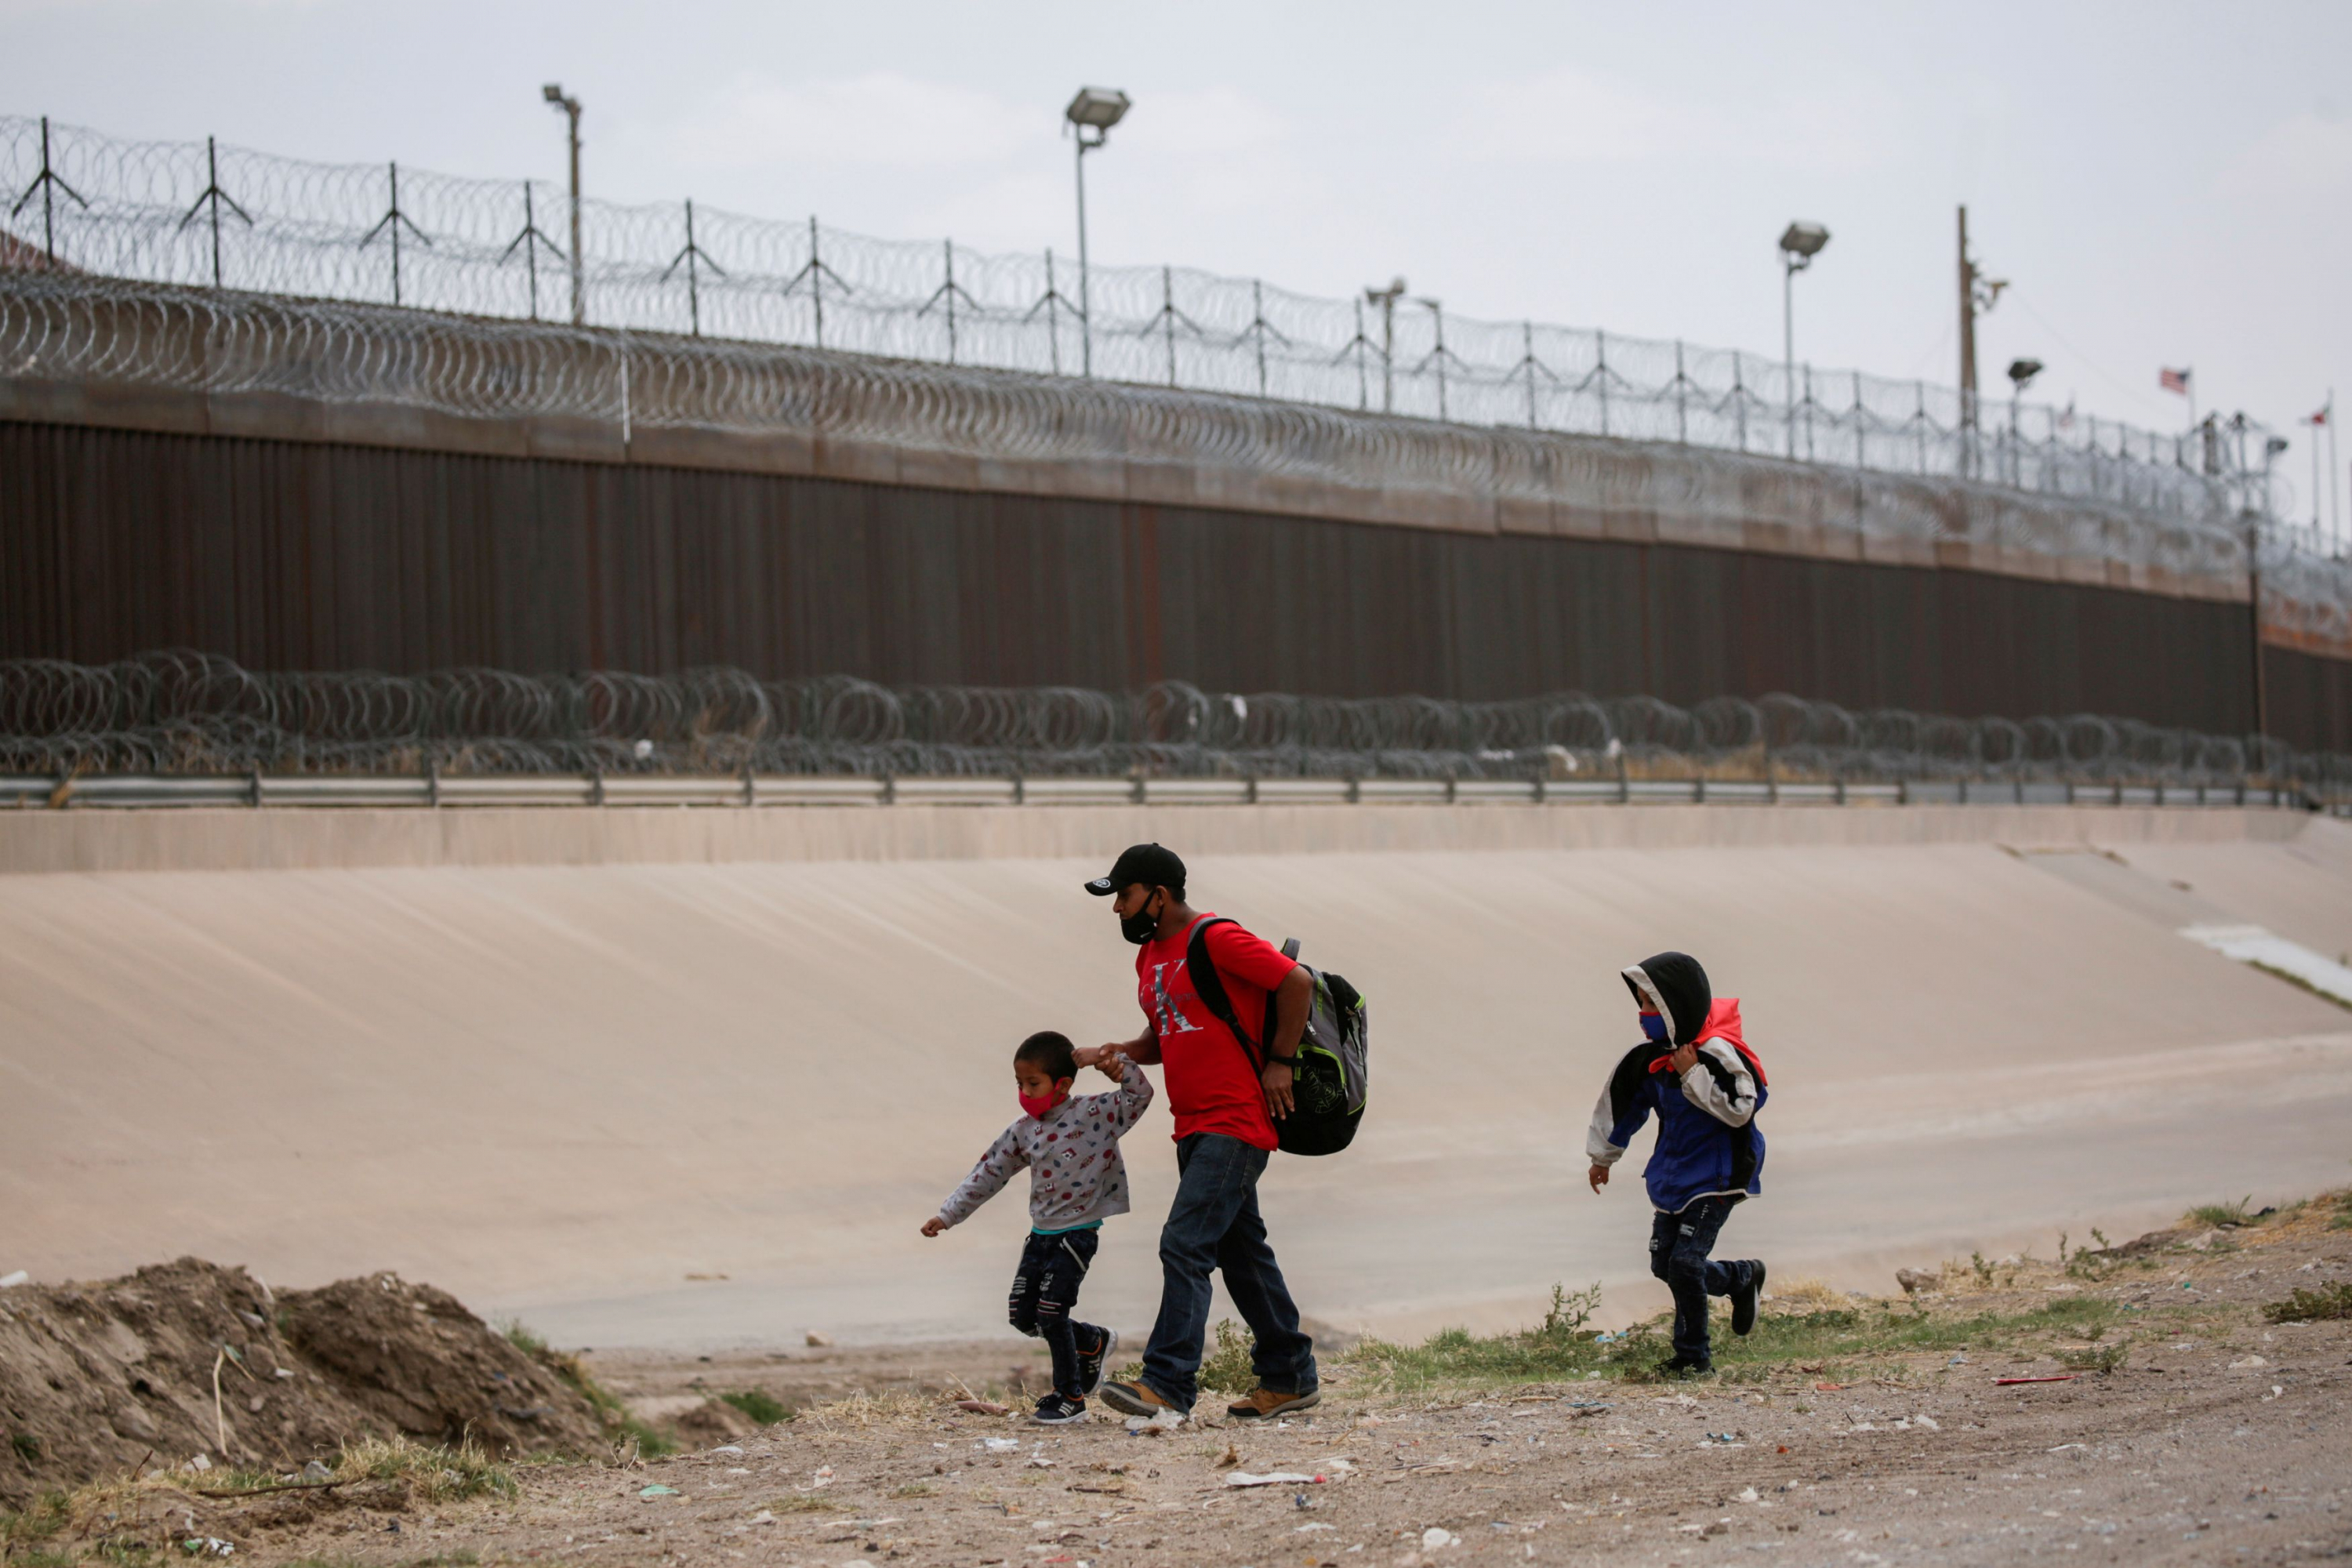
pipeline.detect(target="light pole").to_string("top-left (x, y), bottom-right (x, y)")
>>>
top-left (1064, 86), bottom-right (1131, 379)
top-left (1777, 222), bottom-right (1829, 459)
top-left (1363, 277), bottom-right (1406, 413)
top-left (2006, 357), bottom-right (2042, 487)
top-left (2252, 431), bottom-right (2289, 744)
top-left (542, 83), bottom-right (584, 325)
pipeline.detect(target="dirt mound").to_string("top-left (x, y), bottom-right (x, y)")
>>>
top-left (0, 1258), bottom-right (604, 1507)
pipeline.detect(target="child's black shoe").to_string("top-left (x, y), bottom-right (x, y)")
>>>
top-left (1731, 1262), bottom-right (1766, 1336)
top-left (1032, 1393), bottom-right (1087, 1425)
top-left (1077, 1327), bottom-right (1119, 1395)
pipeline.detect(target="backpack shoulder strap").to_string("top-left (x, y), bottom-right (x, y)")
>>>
top-left (1184, 916), bottom-right (1267, 1073)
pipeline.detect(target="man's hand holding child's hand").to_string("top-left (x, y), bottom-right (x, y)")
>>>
top-left (920, 1217), bottom-right (947, 1238)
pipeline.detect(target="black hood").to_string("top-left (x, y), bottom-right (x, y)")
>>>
top-left (1622, 952), bottom-right (1712, 1047)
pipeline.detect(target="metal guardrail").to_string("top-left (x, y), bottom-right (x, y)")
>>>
top-left (0, 772), bottom-right (2313, 813)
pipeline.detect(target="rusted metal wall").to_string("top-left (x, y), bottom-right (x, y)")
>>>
top-left (5, 419), bottom-right (2338, 746)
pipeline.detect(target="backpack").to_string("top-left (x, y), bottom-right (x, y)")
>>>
top-left (1185, 918), bottom-right (1370, 1156)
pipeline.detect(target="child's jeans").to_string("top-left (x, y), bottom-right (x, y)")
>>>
top-left (1648, 1196), bottom-right (1759, 1364)
top-left (1010, 1228), bottom-right (1109, 1400)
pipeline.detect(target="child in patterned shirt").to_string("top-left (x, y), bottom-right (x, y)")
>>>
top-left (922, 1030), bottom-right (1155, 1423)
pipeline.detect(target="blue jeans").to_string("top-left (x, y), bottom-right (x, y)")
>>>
top-left (1009, 1229), bottom-right (1105, 1401)
top-left (1138, 1132), bottom-right (1317, 1411)
top-left (1648, 1196), bottom-right (1756, 1363)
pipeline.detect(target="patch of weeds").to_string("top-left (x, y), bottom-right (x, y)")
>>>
top-left (618, 1422), bottom-right (676, 1460)
top-left (11, 1432), bottom-right (43, 1462)
top-left (2263, 1283), bottom-right (2352, 1323)
top-left (1, 1492), bottom-right (69, 1549)
top-left (524, 1341), bottom-right (673, 1457)
top-left (499, 1319), bottom-right (549, 1358)
top-left (335, 1436), bottom-right (515, 1503)
top-left (719, 1389), bottom-right (793, 1426)
top-left (1347, 1283), bottom-right (1614, 1393)
top-left (1969, 1251), bottom-right (1995, 1287)
top-left (2188, 1196), bottom-right (2257, 1229)
top-left (890, 1482), bottom-right (933, 1498)
top-left (763, 1497), bottom-right (840, 1514)
top-left (1198, 1319), bottom-right (1258, 1396)
top-left (2055, 1340), bottom-right (2130, 1374)
top-left (2065, 1229), bottom-right (2122, 1280)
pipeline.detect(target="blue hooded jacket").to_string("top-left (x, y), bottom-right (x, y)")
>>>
top-left (1584, 952), bottom-right (1767, 1214)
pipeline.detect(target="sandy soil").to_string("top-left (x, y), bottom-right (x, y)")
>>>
top-left (5, 818), bottom-right (2350, 1356)
top-left (145, 1198), bottom-right (2352, 1568)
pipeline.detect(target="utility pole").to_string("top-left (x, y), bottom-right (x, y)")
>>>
top-left (2328, 390), bottom-right (2341, 554)
top-left (1958, 206), bottom-right (1976, 438)
top-left (543, 84), bottom-right (584, 325)
top-left (1956, 205), bottom-right (2006, 477)
top-left (1063, 88), bottom-right (1131, 379)
top-left (1364, 278), bottom-right (1406, 414)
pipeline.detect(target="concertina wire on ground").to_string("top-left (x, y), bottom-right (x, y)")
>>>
top-left (3, 652), bottom-right (2346, 792)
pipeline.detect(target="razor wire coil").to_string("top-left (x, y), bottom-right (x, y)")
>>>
top-left (2, 652), bottom-right (2344, 793)
top-left (4, 112), bottom-right (2347, 646)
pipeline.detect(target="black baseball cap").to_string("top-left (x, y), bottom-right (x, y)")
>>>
top-left (1084, 843), bottom-right (1185, 898)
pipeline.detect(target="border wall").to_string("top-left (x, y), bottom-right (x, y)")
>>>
top-left (2, 280), bottom-right (2347, 751)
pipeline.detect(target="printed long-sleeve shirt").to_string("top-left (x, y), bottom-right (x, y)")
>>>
top-left (937, 1057), bottom-right (1155, 1232)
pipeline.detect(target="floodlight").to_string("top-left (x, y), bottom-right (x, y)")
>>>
top-left (543, 82), bottom-right (565, 104)
top-left (1065, 88), bottom-right (1132, 132)
top-left (1777, 222), bottom-right (1830, 260)
top-left (2007, 358), bottom-right (2044, 390)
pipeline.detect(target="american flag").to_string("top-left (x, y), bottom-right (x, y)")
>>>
top-left (2159, 367), bottom-right (2191, 395)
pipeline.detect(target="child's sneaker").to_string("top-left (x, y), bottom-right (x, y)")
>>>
top-left (1031, 1393), bottom-right (1087, 1425)
top-left (1077, 1327), bottom-right (1119, 1395)
top-left (1654, 1356), bottom-right (1715, 1380)
top-left (1731, 1262), bottom-right (1766, 1336)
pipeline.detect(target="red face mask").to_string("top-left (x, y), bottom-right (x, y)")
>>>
top-left (1018, 1087), bottom-right (1068, 1120)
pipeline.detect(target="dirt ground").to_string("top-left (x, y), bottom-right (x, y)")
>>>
top-left (37, 1196), bottom-right (2342, 1568)
top-left (0, 1261), bottom-right (605, 1508)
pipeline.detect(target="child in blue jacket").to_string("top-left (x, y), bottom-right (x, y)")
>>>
top-left (1585, 950), bottom-right (1769, 1377)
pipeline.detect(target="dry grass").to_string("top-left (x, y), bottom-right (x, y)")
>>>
top-left (333, 1435), bottom-right (515, 1502)
top-left (793, 1390), bottom-right (939, 1430)
top-left (1767, 1276), bottom-right (1849, 1309)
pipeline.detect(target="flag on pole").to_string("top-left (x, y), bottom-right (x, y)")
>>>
top-left (2310, 406), bottom-right (2330, 426)
top-left (2159, 367), bottom-right (2191, 395)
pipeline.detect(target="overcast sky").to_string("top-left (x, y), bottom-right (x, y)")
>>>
top-left (6, 0), bottom-right (2347, 511)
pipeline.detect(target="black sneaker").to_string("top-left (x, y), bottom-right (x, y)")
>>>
top-left (1731, 1262), bottom-right (1766, 1337)
top-left (1076, 1327), bottom-right (1118, 1396)
top-left (1031, 1393), bottom-right (1087, 1425)
top-left (1655, 1356), bottom-right (1715, 1380)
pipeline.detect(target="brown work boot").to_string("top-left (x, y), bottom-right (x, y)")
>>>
top-left (1226, 1386), bottom-right (1322, 1420)
top-left (1098, 1379), bottom-right (1185, 1421)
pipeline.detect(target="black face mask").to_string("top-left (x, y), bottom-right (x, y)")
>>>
top-left (1120, 891), bottom-right (1163, 946)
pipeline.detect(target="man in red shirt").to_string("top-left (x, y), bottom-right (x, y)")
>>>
top-left (1074, 843), bottom-right (1321, 1421)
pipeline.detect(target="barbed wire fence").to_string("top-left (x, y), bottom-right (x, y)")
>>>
top-left (0, 113), bottom-right (2302, 524)
top-left (4, 652), bottom-right (2345, 797)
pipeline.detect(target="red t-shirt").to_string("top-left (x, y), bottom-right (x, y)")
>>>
top-left (1133, 913), bottom-right (1298, 1151)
